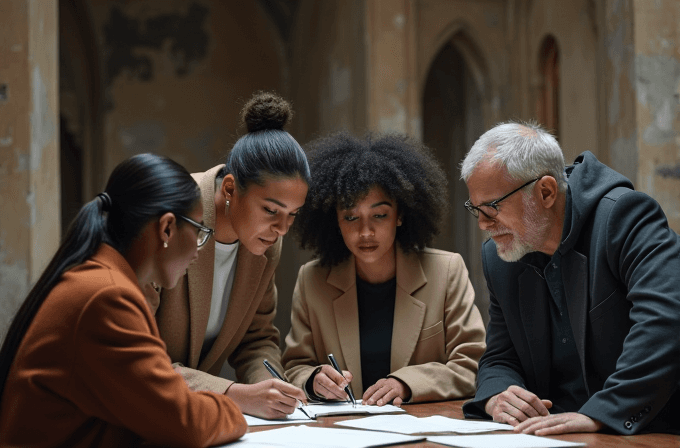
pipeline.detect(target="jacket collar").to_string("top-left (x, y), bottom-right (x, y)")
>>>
top-left (328, 246), bottom-right (427, 394)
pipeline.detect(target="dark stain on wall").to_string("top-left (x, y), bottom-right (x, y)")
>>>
top-left (104, 3), bottom-right (209, 85)
top-left (656, 165), bottom-right (680, 179)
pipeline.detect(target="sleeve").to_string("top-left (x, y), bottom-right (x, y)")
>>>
top-left (281, 264), bottom-right (323, 396)
top-left (578, 191), bottom-right (680, 434)
top-left (70, 286), bottom-right (246, 448)
top-left (228, 271), bottom-right (284, 385)
top-left (388, 253), bottom-right (487, 403)
top-left (462, 244), bottom-right (529, 419)
top-left (172, 363), bottom-right (232, 394)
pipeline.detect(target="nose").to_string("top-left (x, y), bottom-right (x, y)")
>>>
top-left (272, 214), bottom-right (293, 236)
top-left (477, 213), bottom-right (495, 231)
top-left (359, 219), bottom-right (374, 237)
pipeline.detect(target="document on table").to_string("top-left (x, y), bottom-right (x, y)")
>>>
top-left (305, 400), bottom-right (405, 418)
top-left (219, 425), bottom-right (425, 448)
top-left (427, 434), bottom-right (586, 448)
top-left (244, 400), bottom-right (405, 426)
top-left (243, 409), bottom-right (311, 426)
top-left (336, 414), bottom-right (513, 434)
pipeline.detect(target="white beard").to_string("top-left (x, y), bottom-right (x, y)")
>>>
top-left (488, 194), bottom-right (551, 262)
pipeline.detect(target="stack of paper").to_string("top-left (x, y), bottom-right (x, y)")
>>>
top-left (336, 414), bottom-right (513, 434)
top-left (244, 400), bottom-right (405, 426)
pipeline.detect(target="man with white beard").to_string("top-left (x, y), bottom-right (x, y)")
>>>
top-left (460, 122), bottom-right (680, 436)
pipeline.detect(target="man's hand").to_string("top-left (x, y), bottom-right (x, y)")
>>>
top-left (362, 378), bottom-right (411, 407)
top-left (485, 385), bottom-right (553, 425)
top-left (226, 379), bottom-right (307, 419)
top-left (312, 365), bottom-right (354, 401)
top-left (514, 412), bottom-right (603, 435)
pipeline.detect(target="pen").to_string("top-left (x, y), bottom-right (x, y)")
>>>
top-left (262, 359), bottom-right (314, 420)
top-left (327, 353), bottom-right (356, 407)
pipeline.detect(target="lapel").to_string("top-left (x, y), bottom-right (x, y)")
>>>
top-left (518, 268), bottom-right (551, 396)
top-left (186, 165), bottom-right (223, 368)
top-left (328, 256), bottom-right (363, 393)
top-left (391, 248), bottom-right (426, 372)
top-left (561, 250), bottom-right (590, 394)
top-left (199, 245), bottom-right (267, 371)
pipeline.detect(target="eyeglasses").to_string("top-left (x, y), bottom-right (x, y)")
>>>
top-left (464, 177), bottom-right (541, 219)
top-left (178, 215), bottom-right (214, 248)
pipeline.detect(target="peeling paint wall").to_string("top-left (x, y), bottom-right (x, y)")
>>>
top-left (0, 0), bottom-right (59, 340)
top-left (86, 0), bottom-right (285, 181)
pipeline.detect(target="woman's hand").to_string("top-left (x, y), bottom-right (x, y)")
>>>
top-left (362, 377), bottom-right (411, 407)
top-left (226, 379), bottom-right (307, 419)
top-left (312, 365), bottom-right (354, 401)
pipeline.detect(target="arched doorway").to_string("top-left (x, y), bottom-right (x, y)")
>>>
top-left (422, 38), bottom-right (489, 324)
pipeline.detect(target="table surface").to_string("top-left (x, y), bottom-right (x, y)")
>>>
top-left (246, 400), bottom-right (680, 447)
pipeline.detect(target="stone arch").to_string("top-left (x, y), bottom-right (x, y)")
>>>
top-left (421, 27), bottom-right (491, 324)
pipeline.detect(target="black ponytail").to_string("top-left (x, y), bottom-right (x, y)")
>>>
top-left (0, 153), bottom-right (200, 404)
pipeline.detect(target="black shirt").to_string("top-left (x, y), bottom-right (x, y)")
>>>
top-left (356, 275), bottom-right (396, 390)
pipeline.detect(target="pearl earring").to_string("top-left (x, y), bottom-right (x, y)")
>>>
top-left (163, 241), bottom-right (168, 248)
top-left (226, 199), bottom-right (230, 207)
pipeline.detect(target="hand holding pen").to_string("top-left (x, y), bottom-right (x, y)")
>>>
top-left (262, 359), bottom-right (315, 420)
top-left (327, 354), bottom-right (356, 407)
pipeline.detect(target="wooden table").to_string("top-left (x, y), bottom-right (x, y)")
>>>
top-left (247, 400), bottom-right (680, 447)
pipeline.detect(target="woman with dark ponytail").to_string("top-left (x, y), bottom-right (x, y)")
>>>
top-left (152, 92), bottom-right (310, 419)
top-left (0, 154), bottom-right (246, 448)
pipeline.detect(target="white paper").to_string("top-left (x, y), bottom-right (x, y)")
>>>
top-left (243, 409), bottom-right (312, 426)
top-left (336, 414), bottom-right (513, 434)
top-left (305, 400), bottom-right (405, 418)
top-left (427, 434), bottom-right (586, 448)
top-left (219, 425), bottom-right (424, 448)
top-left (243, 400), bottom-right (404, 426)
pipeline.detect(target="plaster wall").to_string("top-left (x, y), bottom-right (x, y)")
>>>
top-left (86, 0), bottom-right (285, 183)
top-left (0, 0), bottom-right (59, 339)
top-left (632, 0), bottom-right (680, 231)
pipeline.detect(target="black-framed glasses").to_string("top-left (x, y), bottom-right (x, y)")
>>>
top-left (178, 215), bottom-right (214, 248)
top-left (464, 177), bottom-right (541, 219)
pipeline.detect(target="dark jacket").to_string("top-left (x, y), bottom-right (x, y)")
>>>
top-left (463, 151), bottom-right (680, 435)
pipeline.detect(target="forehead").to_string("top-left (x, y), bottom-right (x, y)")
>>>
top-left (339, 185), bottom-right (393, 211)
top-left (242, 176), bottom-right (307, 206)
top-left (466, 160), bottom-right (516, 203)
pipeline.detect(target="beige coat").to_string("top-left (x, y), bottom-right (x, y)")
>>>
top-left (151, 165), bottom-right (284, 394)
top-left (282, 247), bottom-right (486, 402)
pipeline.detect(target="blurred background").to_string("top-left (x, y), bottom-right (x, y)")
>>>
top-left (1, 0), bottom-right (678, 379)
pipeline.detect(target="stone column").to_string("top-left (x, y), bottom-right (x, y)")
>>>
top-left (601, 0), bottom-right (680, 231)
top-left (365, 0), bottom-right (420, 137)
top-left (0, 0), bottom-right (59, 339)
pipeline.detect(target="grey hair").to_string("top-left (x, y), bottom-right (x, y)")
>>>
top-left (460, 121), bottom-right (567, 192)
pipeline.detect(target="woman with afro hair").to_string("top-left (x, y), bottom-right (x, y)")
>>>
top-left (282, 131), bottom-right (486, 406)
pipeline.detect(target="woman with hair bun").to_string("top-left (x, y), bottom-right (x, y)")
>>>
top-left (0, 154), bottom-right (246, 447)
top-left (152, 92), bottom-right (310, 419)
top-left (282, 131), bottom-right (486, 407)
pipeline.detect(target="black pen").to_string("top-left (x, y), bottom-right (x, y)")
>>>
top-left (262, 359), bottom-right (314, 420)
top-left (327, 353), bottom-right (357, 407)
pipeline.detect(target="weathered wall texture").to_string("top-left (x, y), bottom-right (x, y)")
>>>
top-left (1, 0), bottom-right (678, 358)
top-left (86, 0), bottom-right (285, 183)
top-left (0, 0), bottom-right (59, 339)
top-left (632, 0), bottom-right (680, 231)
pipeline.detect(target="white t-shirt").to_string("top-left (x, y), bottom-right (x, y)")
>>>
top-left (202, 240), bottom-right (239, 356)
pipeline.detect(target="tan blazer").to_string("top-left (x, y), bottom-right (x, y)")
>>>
top-left (0, 244), bottom-right (246, 448)
top-left (282, 247), bottom-right (486, 402)
top-left (151, 165), bottom-right (284, 394)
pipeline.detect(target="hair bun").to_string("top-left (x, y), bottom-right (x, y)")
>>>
top-left (241, 91), bottom-right (293, 133)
